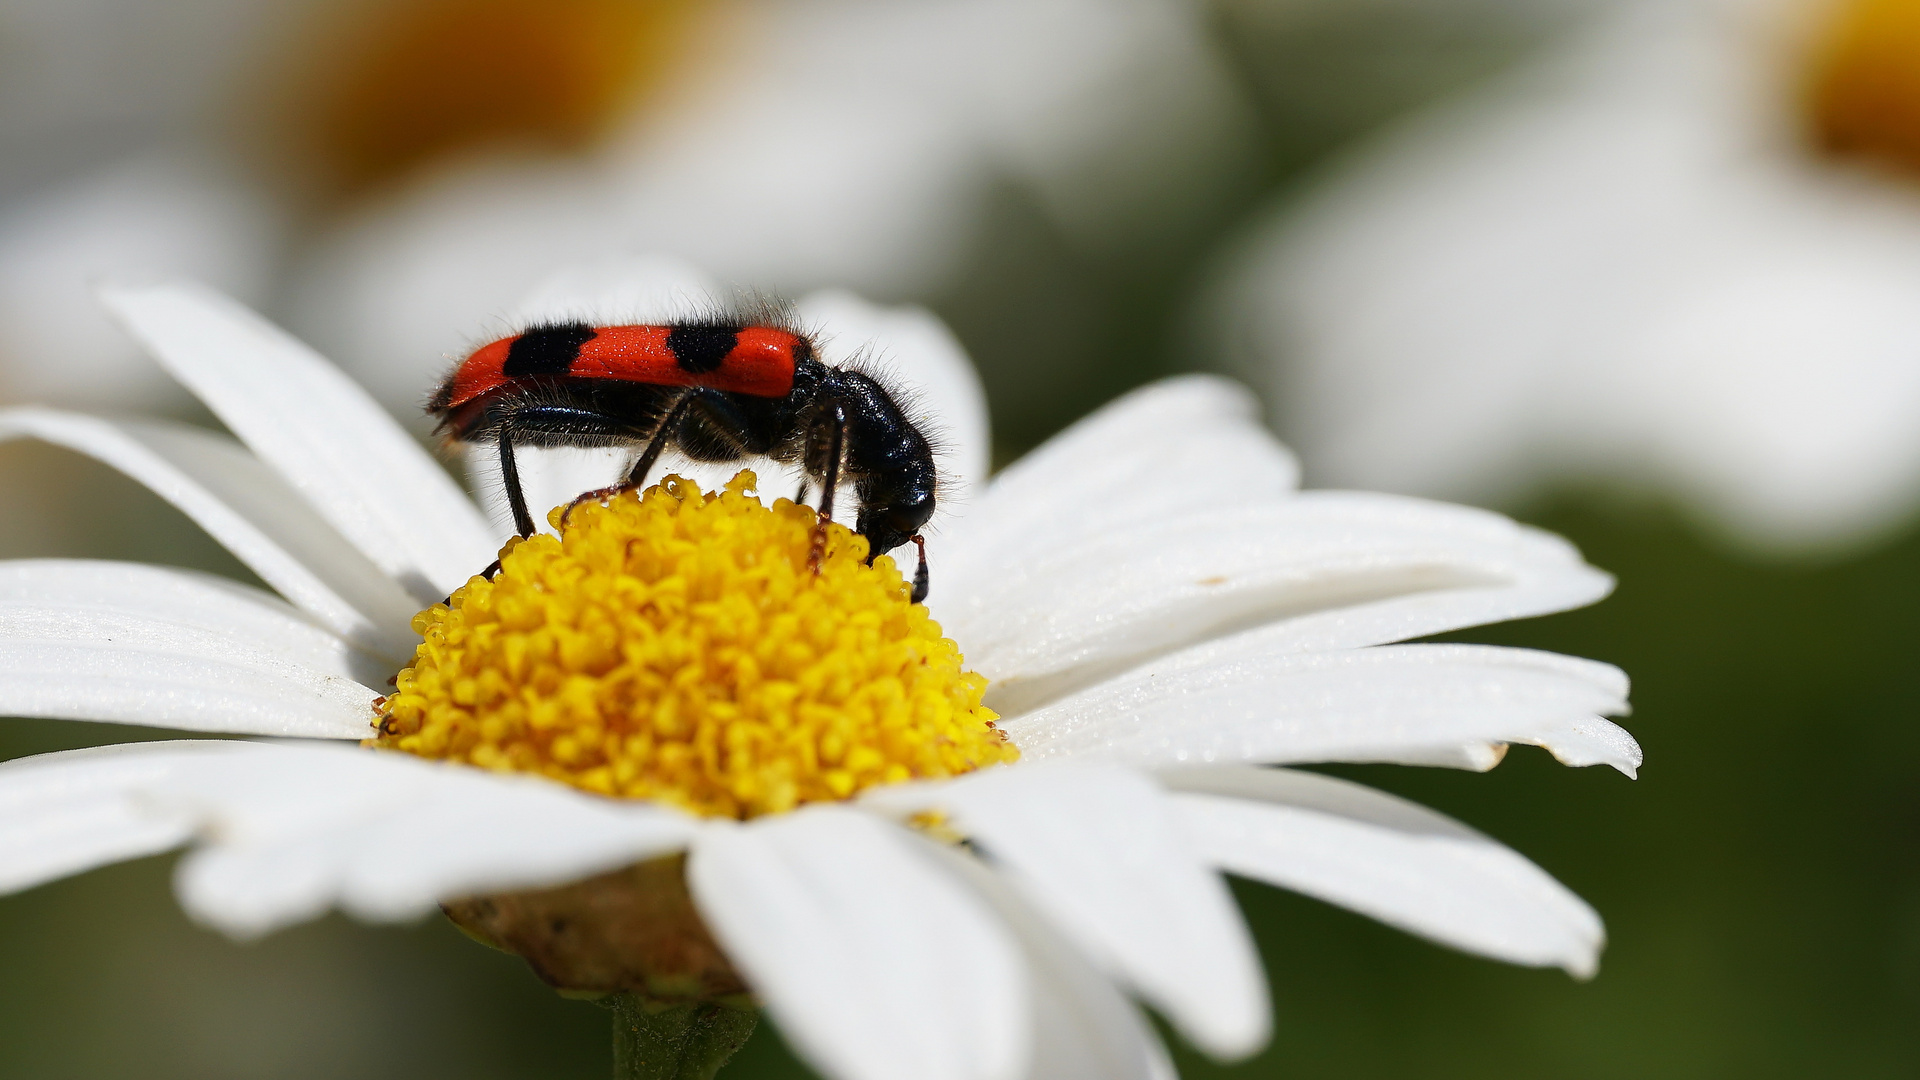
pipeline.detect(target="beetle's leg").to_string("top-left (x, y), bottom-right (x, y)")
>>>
top-left (497, 424), bottom-right (538, 539)
top-left (559, 389), bottom-right (767, 526)
top-left (558, 392), bottom-right (697, 527)
top-left (678, 391), bottom-right (777, 459)
top-left (624, 392), bottom-right (700, 490)
top-left (432, 424), bottom-right (528, 605)
top-left (809, 403), bottom-right (849, 576)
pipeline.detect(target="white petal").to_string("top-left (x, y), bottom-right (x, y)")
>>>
top-left (950, 488), bottom-right (1613, 714)
top-left (1004, 644), bottom-right (1638, 777)
top-left (686, 806), bottom-right (1028, 1080)
top-left (0, 407), bottom-right (420, 659)
top-left (98, 281), bottom-right (496, 602)
top-left (1230, 496), bottom-right (1612, 657)
top-left (0, 740), bottom-right (695, 935)
top-left (1161, 766), bottom-right (1604, 978)
top-left (160, 744), bottom-right (696, 935)
top-left (866, 763), bottom-right (1267, 1060)
top-left (941, 376), bottom-right (1297, 571)
top-left (0, 559), bottom-right (382, 738)
top-left (918, 840), bottom-right (1175, 1080)
top-left (794, 289), bottom-right (992, 503)
top-left (0, 740), bottom-right (235, 895)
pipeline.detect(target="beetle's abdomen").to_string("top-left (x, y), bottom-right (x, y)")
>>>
top-left (436, 322), bottom-right (806, 411)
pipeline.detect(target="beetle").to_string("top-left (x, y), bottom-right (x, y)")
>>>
top-left (428, 317), bottom-right (937, 602)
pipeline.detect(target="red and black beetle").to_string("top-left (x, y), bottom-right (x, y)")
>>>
top-left (429, 318), bottom-right (937, 601)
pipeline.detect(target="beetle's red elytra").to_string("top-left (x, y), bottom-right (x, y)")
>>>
top-left (437, 323), bottom-right (807, 412)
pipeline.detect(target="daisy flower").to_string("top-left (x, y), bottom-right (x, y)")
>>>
top-left (0, 267), bottom-right (1637, 1080)
top-left (1212, 0), bottom-right (1920, 553)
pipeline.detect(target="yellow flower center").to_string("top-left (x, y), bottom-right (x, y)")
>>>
top-left (1807, 0), bottom-right (1920, 174)
top-left (371, 472), bottom-right (1014, 818)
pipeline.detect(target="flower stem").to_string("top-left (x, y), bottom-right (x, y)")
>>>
top-left (607, 994), bottom-right (758, 1080)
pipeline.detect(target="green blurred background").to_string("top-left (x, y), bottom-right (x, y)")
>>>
top-left (5, 0), bottom-right (1919, 1076)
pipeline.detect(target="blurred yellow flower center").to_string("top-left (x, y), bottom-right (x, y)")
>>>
top-left (1808, 0), bottom-right (1920, 174)
top-left (371, 472), bottom-right (1014, 818)
top-left (259, 0), bottom-right (706, 197)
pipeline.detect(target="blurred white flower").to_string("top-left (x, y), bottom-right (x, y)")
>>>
top-left (0, 153), bottom-right (284, 409)
top-left (0, 0), bottom-right (286, 177)
top-left (1213, 0), bottom-right (1920, 553)
top-left (0, 266), bottom-right (1633, 1080)
top-left (0, 0), bottom-right (299, 408)
top-left (1, 0), bottom-right (1252, 418)
top-left (285, 0), bottom-right (1255, 414)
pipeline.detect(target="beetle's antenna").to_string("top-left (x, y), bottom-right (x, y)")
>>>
top-left (909, 535), bottom-right (929, 604)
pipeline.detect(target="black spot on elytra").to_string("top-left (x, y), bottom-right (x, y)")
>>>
top-left (666, 325), bottom-right (739, 374)
top-left (503, 324), bottom-right (597, 377)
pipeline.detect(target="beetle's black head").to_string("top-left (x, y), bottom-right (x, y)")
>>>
top-left (856, 487), bottom-right (934, 562)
